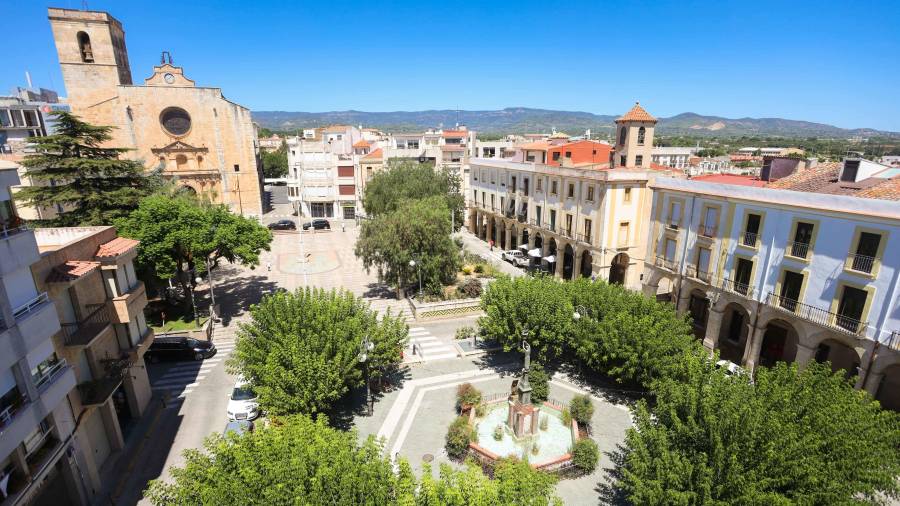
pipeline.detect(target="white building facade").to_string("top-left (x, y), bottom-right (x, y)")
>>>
top-left (651, 146), bottom-right (695, 169)
top-left (643, 177), bottom-right (900, 410)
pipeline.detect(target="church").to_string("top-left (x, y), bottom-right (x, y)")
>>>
top-left (47, 8), bottom-right (264, 217)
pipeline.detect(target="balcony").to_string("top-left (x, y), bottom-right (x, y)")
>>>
top-left (654, 255), bottom-right (678, 272)
top-left (765, 292), bottom-right (868, 336)
top-left (698, 225), bottom-right (717, 238)
top-left (504, 208), bottom-right (515, 219)
top-left (123, 327), bottom-right (154, 357)
top-left (110, 281), bottom-right (147, 324)
top-left (741, 231), bottom-right (758, 248)
top-left (61, 305), bottom-right (112, 348)
top-left (544, 223), bottom-right (557, 234)
top-left (848, 253), bottom-right (875, 274)
top-left (0, 225), bottom-right (40, 277)
top-left (787, 241), bottom-right (810, 260)
top-left (560, 228), bottom-right (575, 240)
top-left (78, 374), bottom-right (124, 407)
top-left (685, 265), bottom-right (712, 283)
top-left (576, 233), bottom-right (591, 245)
top-left (0, 392), bottom-right (28, 434)
top-left (714, 276), bottom-right (755, 299)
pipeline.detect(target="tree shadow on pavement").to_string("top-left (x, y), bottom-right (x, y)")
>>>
top-left (556, 359), bottom-right (647, 407)
top-left (595, 443), bottom-right (630, 506)
top-left (362, 282), bottom-right (398, 300)
top-left (472, 349), bottom-right (523, 378)
top-left (328, 365), bottom-right (413, 431)
top-left (196, 264), bottom-right (280, 327)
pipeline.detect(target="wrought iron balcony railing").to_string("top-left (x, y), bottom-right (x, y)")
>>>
top-left (765, 292), bottom-right (867, 336)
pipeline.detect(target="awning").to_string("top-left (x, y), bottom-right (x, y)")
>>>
top-left (518, 244), bottom-right (529, 251)
top-left (543, 255), bottom-right (556, 263)
top-left (527, 248), bottom-right (542, 258)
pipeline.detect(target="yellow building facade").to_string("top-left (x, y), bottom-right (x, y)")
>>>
top-left (47, 8), bottom-right (264, 216)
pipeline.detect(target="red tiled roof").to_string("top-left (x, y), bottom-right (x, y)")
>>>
top-left (616, 102), bottom-right (657, 123)
top-left (362, 148), bottom-right (383, 160)
top-left (442, 130), bottom-right (467, 138)
top-left (766, 162), bottom-right (841, 191)
top-left (352, 139), bottom-right (370, 148)
top-left (519, 141), bottom-right (551, 151)
top-left (95, 237), bottom-right (139, 258)
top-left (46, 260), bottom-right (100, 284)
top-left (692, 174), bottom-right (767, 187)
top-left (855, 177), bottom-right (900, 201)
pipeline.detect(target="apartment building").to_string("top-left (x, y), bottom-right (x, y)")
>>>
top-left (643, 176), bottom-right (900, 411)
top-left (0, 166), bottom-right (83, 506)
top-left (285, 125), bottom-right (363, 219)
top-left (651, 146), bottom-right (695, 169)
top-left (29, 226), bottom-right (153, 502)
top-left (467, 104), bottom-right (662, 289)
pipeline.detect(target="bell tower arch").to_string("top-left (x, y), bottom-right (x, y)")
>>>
top-left (613, 102), bottom-right (656, 169)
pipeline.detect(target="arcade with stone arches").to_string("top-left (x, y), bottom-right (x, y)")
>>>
top-left (642, 264), bottom-right (900, 411)
top-left (468, 208), bottom-right (637, 285)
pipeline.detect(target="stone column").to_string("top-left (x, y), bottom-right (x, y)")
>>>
top-left (862, 370), bottom-right (884, 396)
top-left (742, 323), bottom-right (766, 371)
top-left (794, 342), bottom-right (818, 370)
top-left (504, 226), bottom-right (512, 251)
top-left (102, 398), bottom-right (125, 450)
top-left (554, 246), bottom-right (565, 277)
top-left (703, 307), bottom-right (725, 352)
top-left (642, 282), bottom-right (659, 298)
top-left (486, 218), bottom-right (494, 244)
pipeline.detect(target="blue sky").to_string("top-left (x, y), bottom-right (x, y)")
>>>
top-left (4, 0), bottom-right (900, 131)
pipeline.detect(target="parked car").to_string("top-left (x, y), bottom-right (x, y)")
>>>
top-left (146, 336), bottom-right (216, 363)
top-left (501, 250), bottom-right (529, 267)
top-left (223, 420), bottom-right (254, 437)
top-left (227, 378), bottom-right (260, 421)
top-left (267, 219), bottom-right (296, 230)
top-left (302, 219), bottom-right (331, 230)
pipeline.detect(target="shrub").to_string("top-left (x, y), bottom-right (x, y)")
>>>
top-left (446, 416), bottom-right (474, 459)
top-left (493, 425), bottom-right (503, 441)
top-left (455, 325), bottom-right (475, 340)
top-left (461, 265), bottom-right (474, 275)
top-left (457, 278), bottom-right (483, 298)
top-left (528, 363), bottom-right (549, 404)
top-left (569, 394), bottom-right (594, 426)
top-left (456, 383), bottom-right (482, 412)
top-left (571, 438), bottom-right (599, 473)
top-left (561, 408), bottom-right (572, 427)
top-left (473, 264), bottom-right (485, 274)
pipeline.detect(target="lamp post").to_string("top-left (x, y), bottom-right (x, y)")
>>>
top-left (358, 335), bottom-right (375, 416)
top-left (409, 259), bottom-right (422, 296)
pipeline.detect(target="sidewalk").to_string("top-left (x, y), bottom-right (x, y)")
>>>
top-left (455, 230), bottom-right (524, 278)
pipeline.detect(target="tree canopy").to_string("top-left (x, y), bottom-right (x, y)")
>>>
top-left (145, 415), bottom-right (562, 506)
top-left (115, 193), bottom-right (272, 293)
top-left (261, 144), bottom-right (288, 179)
top-left (16, 111), bottom-right (161, 226)
top-left (621, 360), bottom-right (900, 505)
top-left (355, 195), bottom-right (460, 295)
top-left (228, 287), bottom-right (407, 416)
top-left (362, 160), bottom-right (464, 224)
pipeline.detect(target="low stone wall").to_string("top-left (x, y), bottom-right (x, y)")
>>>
top-left (409, 296), bottom-right (482, 319)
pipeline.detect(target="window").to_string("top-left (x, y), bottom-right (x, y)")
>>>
top-left (624, 187), bottom-right (632, 203)
top-left (550, 181), bottom-right (558, 195)
top-left (618, 127), bottom-right (626, 146)
top-left (552, 152), bottom-right (560, 161)
top-left (637, 126), bottom-right (646, 145)
top-left (618, 222), bottom-right (630, 246)
top-left (233, 164), bottom-right (240, 172)
top-left (586, 186), bottom-right (595, 202)
top-left (526, 154), bottom-right (536, 162)
top-left (851, 232), bottom-right (881, 274)
top-left (32, 353), bottom-right (62, 390)
top-left (696, 247), bottom-right (711, 277)
top-left (408, 140), bottom-right (419, 149)
top-left (743, 213), bottom-right (761, 247)
top-left (535, 205), bottom-right (542, 225)
top-left (619, 155), bottom-right (626, 167)
top-left (664, 238), bottom-right (677, 261)
top-left (635, 155), bottom-right (643, 167)
top-left (567, 183), bottom-right (574, 199)
top-left (565, 151), bottom-right (572, 158)
top-left (734, 258), bottom-right (753, 295)
top-left (565, 214), bottom-right (573, 235)
top-left (836, 285), bottom-right (868, 332)
top-left (778, 270), bottom-right (805, 311)
top-left (701, 207), bottom-right (719, 237)
top-left (536, 178), bottom-right (542, 192)
top-left (338, 166), bottom-right (354, 178)
top-left (583, 219), bottom-right (592, 242)
top-left (667, 201), bottom-right (682, 229)
top-left (549, 209), bottom-right (557, 230)
top-left (511, 176), bottom-right (517, 190)
top-left (336, 135), bottom-right (343, 140)
top-left (77, 31), bottom-right (94, 62)
top-left (790, 222), bottom-right (814, 259)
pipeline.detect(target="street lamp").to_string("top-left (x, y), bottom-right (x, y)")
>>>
top-left (359, 335), bottom-right (375, 416)
top-left (409, 259), bottom-right (422, 296)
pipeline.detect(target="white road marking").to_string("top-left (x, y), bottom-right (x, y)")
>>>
top-left (154, 376), bottom-right (205, 387)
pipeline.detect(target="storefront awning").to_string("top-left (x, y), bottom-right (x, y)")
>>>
top-left (527, 248), bottom-right (542, 258)
top-left (543, 255), bottom-right (556, 263)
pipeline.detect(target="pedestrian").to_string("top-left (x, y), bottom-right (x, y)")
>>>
top-left (341, 222), bottom-right (346, 232)
top-left (489, 239), bottom-right (494, 251)
top-left (267, 261), bottom-right (272, 272)
top-left (412, 343), bottom-right (418, 356)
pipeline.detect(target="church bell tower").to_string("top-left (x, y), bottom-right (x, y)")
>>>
top-left (613, 102), bottom-right (656, 169)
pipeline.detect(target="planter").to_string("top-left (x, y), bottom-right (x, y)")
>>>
top-left (409, 296), bottom-right (482, 319)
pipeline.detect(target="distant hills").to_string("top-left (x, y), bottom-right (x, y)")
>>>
top-left (251, 108), bottom-right (900, 139)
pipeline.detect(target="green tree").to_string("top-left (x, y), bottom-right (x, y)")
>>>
top-left (228, 288), bottom-right (407, 416)
top-left (416, 460), bottom-right (562, 506)
top-left (115, 194), bottom-right (272, 296)
top-left (620, 360), bottom-right (900, 505)
top-left (260, 144), bottom-right (288, 179)
top-left (355, 195), bottom-right (460, 296)
top-left (362, 160), bottom-right (464, 225)
top-left (528, 363), bottom-right (549, 404)
top-left (478, 276), bottom-right (574, 362)
top-left (16, 111), bottom-right (161, 226)
top-left (144, 415), bottom-right (398, 505)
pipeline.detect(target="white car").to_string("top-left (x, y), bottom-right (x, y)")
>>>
top-left (227, 378), bottom-right (260, 421)
top-left (502, 250), bottom-right (529, 267)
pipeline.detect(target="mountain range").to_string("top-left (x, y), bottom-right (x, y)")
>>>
top-left (251, 108), bottom-right (899, 139)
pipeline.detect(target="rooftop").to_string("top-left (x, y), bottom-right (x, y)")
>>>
top-left (691, 174), bottom-right (767, 187)
top-left (442, 130), bottom-right (468, 138)
top-left (616, 102), bottom-right (657, 123)
top-left (45, 260), bottom-right (100, 284)
top-left (352, 139), bottom-right (371, 148)
top-left (362, 148), bottom-right (383, 160)
top-left (95, 237), bottom-right (139, 258)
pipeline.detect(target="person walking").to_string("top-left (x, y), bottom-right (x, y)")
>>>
top-left (489, 239), bottom-right (494, 252)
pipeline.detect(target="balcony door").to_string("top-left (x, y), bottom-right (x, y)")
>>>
top-left (744, 213), bottom-right (761, 246)
top-left (836, 286), bottom-right (867, 333)
top-left (852, 232), bottom-right (881, 273)
top-left (791, 222), bottom-right (814, 258)
top-left (779, 271), bottom-right (804, 311)
top-left (734, 258), bottom-right (753, 295)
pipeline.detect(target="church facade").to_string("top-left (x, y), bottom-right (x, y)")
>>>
top-left (47, 8), bottom-right (264, 217)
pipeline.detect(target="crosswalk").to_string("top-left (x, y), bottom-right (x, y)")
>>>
top-left (405, 327), bottom-right (457, 363)
top-left (151, 337), bottom-right (237, 410)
